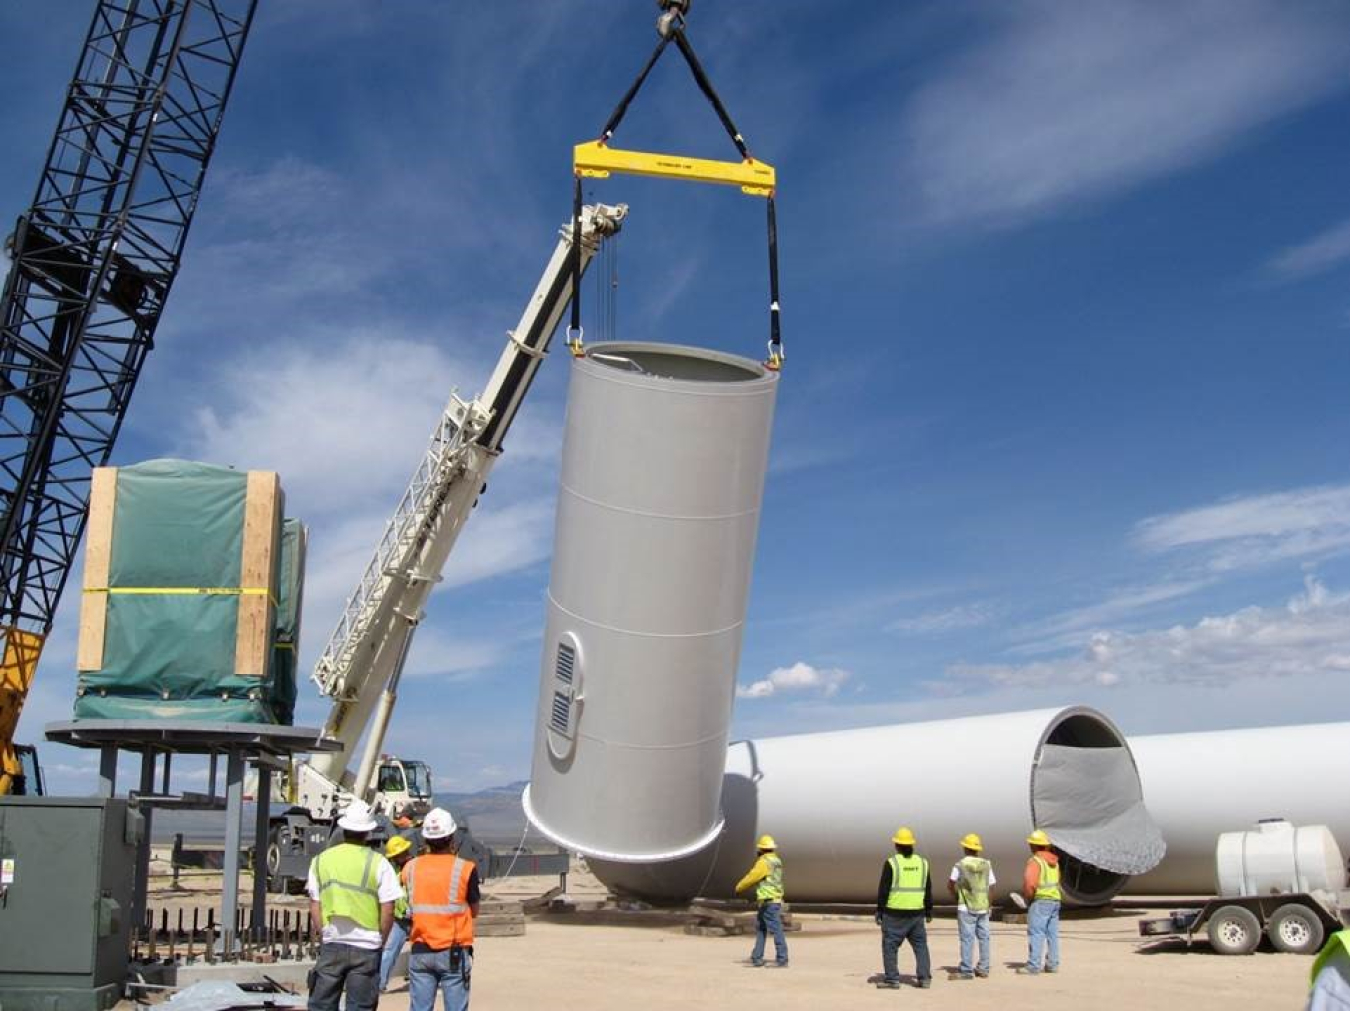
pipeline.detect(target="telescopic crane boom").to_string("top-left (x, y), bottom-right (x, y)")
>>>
top-left (290, 203), bottom-right (627, 823)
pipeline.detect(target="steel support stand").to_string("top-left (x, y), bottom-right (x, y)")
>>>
top-left (131, 749), bottom-right (156, 939)
top-left (251, 766), bottom-right (271, 939)
top-left (97, 744), bottom-right (117, 797)
top-left (220, 748), bottom-right (245, 956)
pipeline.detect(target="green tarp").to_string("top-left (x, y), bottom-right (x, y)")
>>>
top-left (73, 459), bottom-right (304, 725)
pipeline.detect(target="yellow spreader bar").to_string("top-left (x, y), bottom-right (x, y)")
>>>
top-left (574, 140), bottom-right (775, 196)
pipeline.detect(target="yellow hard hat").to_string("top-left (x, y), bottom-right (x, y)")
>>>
top-left (385, 835), bottom-right (412, 859)
top-left (1026, 829), bottom-right (1052, 848)
top-left (756, 834), bottom-right (777, 851)
top-left (960, 833), bottom-right (983, 852)
top-left (892, 826), bottom-right (916, 846)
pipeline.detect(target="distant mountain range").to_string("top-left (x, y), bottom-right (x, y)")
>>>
top-left (152, 779), bottom-right (540, 848)
top-left (436, 780), bottom-right (541, 847)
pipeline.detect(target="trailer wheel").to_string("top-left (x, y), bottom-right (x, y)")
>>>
top-left (1206, 905), bottom-right (1261, 955)
top-left (1267, 903), bottom-right (1325, 955)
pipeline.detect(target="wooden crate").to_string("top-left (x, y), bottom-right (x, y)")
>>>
top-left (76, 465), bottom-right (280, 677)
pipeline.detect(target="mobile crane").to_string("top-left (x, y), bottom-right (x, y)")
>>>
top-left (263, 0), bottom-right (782, 890)
top-left (263, 201), bottom-right (628, 889)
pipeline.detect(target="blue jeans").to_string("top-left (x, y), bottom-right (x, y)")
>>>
top-left (881, 911), bottom-right (930, 984)
top-left (409, 945), bottom-right (472, 1011)
top-left (380, 918), bottom-right (410, 990)
top-left (751, 901), bottom-right (789, 965)
top-left (1027, 899), bottom-right (1060, 972)
top-left (958, 909), bottom-right (991, 974)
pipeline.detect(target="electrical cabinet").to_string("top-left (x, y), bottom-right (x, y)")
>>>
top-left (0, 797), bottom-right (140, 1010)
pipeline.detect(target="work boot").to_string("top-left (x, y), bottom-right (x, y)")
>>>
top-left (875, 980), bottom-right (901, 989)
top-left (974, 969), bottom-right (990, 978)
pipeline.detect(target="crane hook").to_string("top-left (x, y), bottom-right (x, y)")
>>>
top-left (656, 0), bottom-right (690, 38)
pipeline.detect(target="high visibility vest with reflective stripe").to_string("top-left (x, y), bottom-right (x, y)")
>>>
top-left (405, 854), bottom-right (475, 948)
top-left (757, 853), bottom-right (784, 903)
top-left (1032, 855), bottom-right (1061, 901)
top-left (315, 843), bottom-right (381, 930)
top-left (886, 854), bottom-right (928, 911)
top-left (955, 855), bottom-right (991, 913)
top-left (1311, 930), bottom-right (1350, 988)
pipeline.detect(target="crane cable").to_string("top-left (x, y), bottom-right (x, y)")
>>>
top-left (568, 14), bottom-right (782, 371)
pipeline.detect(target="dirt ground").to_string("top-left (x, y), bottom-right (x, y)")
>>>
top-left (375, 914), bottom-right (1309, 1011)
top-left (132, 861), bottom-right (1314, 1009)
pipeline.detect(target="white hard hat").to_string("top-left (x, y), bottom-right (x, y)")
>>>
top-left (422, 807), bottom-right (457, 840)
top-left (337, 799), bottom-right (378, 833)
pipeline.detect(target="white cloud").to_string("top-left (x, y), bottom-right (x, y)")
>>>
top-left (948, 576), bottom-right (1350, 691)
top-left (439, 498), bottom-right (554, 590)
top-left (887, 603), bottom-right (994, 635)
top-left (1134, 483), bottom-right (1350, 571)
top-left (183, 333), bottom-right (463, 516)
top-left (1267, 217), bottom-right (1350, 280)
top-left (172, 330), bottom-right (562, 701)
top-left (1010, 579), bottom-right (1210, 655)
top-left (901, 1), bottom-right (1350, 226)
top-left (399, 625), bottom-right (513, 681)
top-left (737, 661), bottom-right (851, 700)
top-left (210, 157), bottom-right (346, 224)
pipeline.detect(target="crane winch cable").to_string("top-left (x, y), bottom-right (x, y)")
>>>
top-left (568, 4), bottom-right (782, 370)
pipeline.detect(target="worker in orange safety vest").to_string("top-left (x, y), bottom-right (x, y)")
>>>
top-left (402, 807), bottom-right (480, 1011)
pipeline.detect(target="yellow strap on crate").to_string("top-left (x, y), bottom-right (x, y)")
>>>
top-left (83, 586), bottom-right (279, 605)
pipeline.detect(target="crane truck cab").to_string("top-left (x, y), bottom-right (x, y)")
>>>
top-left (374, 755), bottom-right (433, 819)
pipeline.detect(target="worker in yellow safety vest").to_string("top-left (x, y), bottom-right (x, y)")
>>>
top-left (379, 835), bottom-right (415, 992)
top-left (306, 799), bottom-right (403, 1011)
top-left (736, 834), bottom-right (789, 967)
top-left (1307, 929), bottom-right (1350, 1010)
top-left (874, 826), bottom-right (932, 990)
top-left (402, 807), bottom-right (481, 1011)
top-left (947, 832), bottom-right (996, 979)
top-left (1020, 829), bottom-right (1061, 975)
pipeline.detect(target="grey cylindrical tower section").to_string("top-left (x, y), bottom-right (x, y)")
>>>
top-left (523, 342), bottom-right (778, 862)
top-left (591, 707), bottom-right (1166, 903)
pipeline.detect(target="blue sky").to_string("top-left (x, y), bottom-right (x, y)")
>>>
top-left (6, 1), bottom-right (1350, 796)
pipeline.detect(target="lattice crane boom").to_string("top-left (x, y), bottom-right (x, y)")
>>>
top-left (0, 0), bottom-right (258, 795)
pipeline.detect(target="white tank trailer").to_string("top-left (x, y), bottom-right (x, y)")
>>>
top-left (1124, 722), bottom-right (1350, 896)
top-left (523, 342), bottom-right (778, 862)
top-left (1215, 820), bottom-right (1345, 898)
top-left (589, 707), bottom-right (1167, 905)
